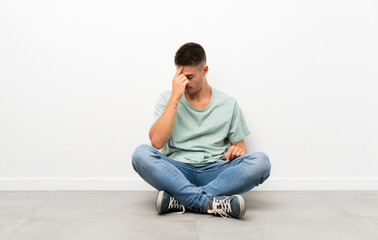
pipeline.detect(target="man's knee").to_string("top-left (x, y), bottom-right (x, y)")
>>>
top-left (131, 144), bottom-right (156, 171)
top-left (244, 151), bottom-right (271, 176)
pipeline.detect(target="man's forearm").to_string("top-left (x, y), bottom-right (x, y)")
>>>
top-left (149, 97), bottom-right (180, 149)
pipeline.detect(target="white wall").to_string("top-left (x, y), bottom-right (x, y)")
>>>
top-left (0, 0), bottom-right (377, 190)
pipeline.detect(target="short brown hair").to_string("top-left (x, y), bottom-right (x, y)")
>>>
top-left (174, 42), bottom-right (206, 67)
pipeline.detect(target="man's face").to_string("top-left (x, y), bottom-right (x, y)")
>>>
top-left (177, 64), bottom-right (208, 95)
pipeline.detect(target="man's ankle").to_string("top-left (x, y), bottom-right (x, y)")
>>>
top-left (205, 197), bottom-right (213, 212)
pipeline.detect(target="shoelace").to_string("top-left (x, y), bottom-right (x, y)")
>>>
top-left (168, 197), bottom-right (185, 214)
top-left (207, 197), bottom-right (232, 218)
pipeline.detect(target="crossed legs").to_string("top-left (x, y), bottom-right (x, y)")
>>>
top-left (132, 144), bottom-right (271, 213)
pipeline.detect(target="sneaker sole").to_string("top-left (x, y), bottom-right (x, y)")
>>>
top-left (235, 195), bottom-right (246, 218)
top-left (155, 190), bottom-right (165, 213)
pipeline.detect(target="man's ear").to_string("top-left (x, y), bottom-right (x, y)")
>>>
top-left (203, 65), bottom-right (209, 75)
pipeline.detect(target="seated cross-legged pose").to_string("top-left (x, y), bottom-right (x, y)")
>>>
top-left (132, 42), bottom-right (271, 219)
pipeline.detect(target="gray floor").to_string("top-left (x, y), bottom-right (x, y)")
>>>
top-left (0, 191), bottom-right (377, 240)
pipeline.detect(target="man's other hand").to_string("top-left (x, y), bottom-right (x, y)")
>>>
top-left (225, 146), bottom-right (247, 161)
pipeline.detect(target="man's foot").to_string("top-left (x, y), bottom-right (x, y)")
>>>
top-left (155, 190), bottom-right (185, 214)
top-left (207, 195), bottom-right (246, 219)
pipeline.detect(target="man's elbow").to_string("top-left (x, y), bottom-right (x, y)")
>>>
top-left (149, 128), bottom-right (167, 149)
top-left (150, 138), bottom-right (164, 150)
top-left (151, 143), bottom-right (163, 150)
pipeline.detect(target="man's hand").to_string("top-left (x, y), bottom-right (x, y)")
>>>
top-left (225, 145), bottom-right (247, 161)
top-left (171, 66), bottom-right (190, 101)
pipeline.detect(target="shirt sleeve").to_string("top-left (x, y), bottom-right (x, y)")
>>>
top-left (153, 93), bottom-right (168, 122)
top-left (227, 101), bottom-right (251, 143)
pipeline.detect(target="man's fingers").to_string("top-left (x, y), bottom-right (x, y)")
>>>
top-left (237, 149), bottom-right (245, 157)
top-left (225, 151), bottom-right (230, 160)
top-left (178, 75), bottom-right (190, 86)
top-left (230, 147), bottom-right (238, 160)
top-left (225, 147), bottom-right (232, 160)
top-left (175, 66), bottom-right (184, 77)
top-left (227, 147), bottom-right (246, 161)
top-left (178, 74), bottom-right (187, 81)
top-left (226, 146), bottom-right (236, 160)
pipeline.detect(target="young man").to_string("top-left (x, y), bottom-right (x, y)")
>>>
top-left (132, 42), bottom-right (271, 219)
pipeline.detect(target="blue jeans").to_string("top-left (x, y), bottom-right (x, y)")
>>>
top-left (132, 144), bottom-right (271, 213)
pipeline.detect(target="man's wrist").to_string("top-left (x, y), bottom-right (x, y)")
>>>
top-left (168, 96), bottom-right (181, 107)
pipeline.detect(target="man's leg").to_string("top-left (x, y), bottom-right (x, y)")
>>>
top-left (131, 144), bottom-right (213, 212)
top-left (197, 152), bottom-right (271, 196)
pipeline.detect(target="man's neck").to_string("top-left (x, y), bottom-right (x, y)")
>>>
top-left (185, 81), bottom-right (212, 102)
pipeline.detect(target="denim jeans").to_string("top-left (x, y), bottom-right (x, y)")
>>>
top-left (132, 144), bottom-right (271, 213)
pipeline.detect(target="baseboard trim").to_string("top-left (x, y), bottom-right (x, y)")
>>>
top-left (0, 178), bottom-right (377, 190)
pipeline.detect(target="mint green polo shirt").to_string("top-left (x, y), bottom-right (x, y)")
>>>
top-left (153, 87), bottom-right (250, 167)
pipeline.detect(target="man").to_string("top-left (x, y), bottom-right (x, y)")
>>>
top-left (132, 42), bottom-right (271, 219)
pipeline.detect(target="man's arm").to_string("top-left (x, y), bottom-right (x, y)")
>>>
top-left (149, 98), bottom-right (179, 149)
top-left (149, 66), bottom-right (189, 149)
top-left (224, 139), bottom-right (247, 161)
